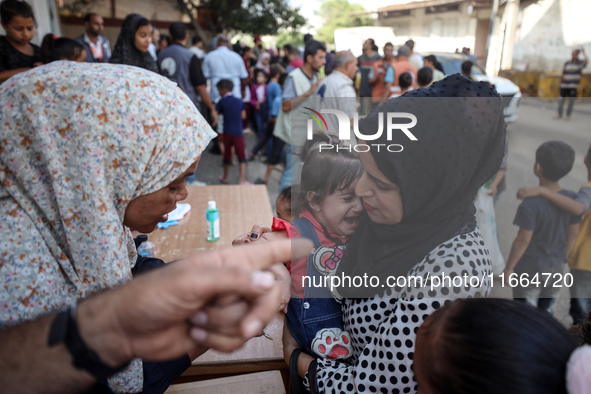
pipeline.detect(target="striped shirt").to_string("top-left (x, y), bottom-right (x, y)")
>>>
top-left (561, 59), bottom-right (587, 89)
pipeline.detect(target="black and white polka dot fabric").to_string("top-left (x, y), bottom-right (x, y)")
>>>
top-left (314, 229), bottom-right (492, 393)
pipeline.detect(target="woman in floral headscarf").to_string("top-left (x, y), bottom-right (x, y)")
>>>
top-left (110, 13), bottom-right (158, 72)
top-left (0, 61), bottom-right (215, 392)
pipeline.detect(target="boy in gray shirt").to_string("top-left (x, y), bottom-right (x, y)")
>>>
top-left (504, 141), bottom-right (581, 314)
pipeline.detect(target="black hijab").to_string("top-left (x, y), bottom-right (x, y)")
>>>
top-left (338, 75), bottom-right (506, 298)
top-left (110, 13), bottom-right (158, 73)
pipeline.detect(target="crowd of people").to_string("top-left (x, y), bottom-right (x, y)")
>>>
top-left (2, 0), bottom-right (591, 393)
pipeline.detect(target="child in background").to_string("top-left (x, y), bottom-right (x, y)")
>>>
top-left (417, 66), bottom-right (434, 88)
top-left (215, 79), bottom-right (249, 185)
top-left (517, 142), bottom-right (591, 324)
top-left (250, 64), bottom-right (284, 162)
top-left (504, 141), bottom-right (581, 314)
top-left (250, 69), bottom-right (269, 140)
top-left (415, 298), bottom-right (587, 394)
top-left (275, 185), bottom-right (300, 223)
top-left (285, 132), bottom-right (363, 367)
top-left (390, 72), bottom-right (413, 98)
top-left (40, 34), bottom-right (87, 64)
top-left (0, 0), bottom-right (40, 83)
top-left (253, 73), bottom-right (288, 185)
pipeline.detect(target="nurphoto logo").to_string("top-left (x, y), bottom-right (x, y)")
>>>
top-left (303, 107), bottom-right (418, 152)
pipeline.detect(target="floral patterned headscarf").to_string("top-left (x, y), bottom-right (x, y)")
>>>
top-left (0, 61), bottom-right (215, 392)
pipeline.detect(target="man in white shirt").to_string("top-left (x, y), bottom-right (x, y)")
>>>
top-left (406, 39), bottom-right (423, 70)
top-left (316, 50), bottom-right (359, 134)
top-left (75, 13), bottom-right (111, 63)
top-left (202, 36), bottom-right (249, 102)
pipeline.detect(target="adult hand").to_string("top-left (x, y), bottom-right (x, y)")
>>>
top-left (209, 108), bottom-right (219, 128)
top-left (306, 79), bottom-right (322, 96)
top-left (232, 224), bottom-right (273, 245)
top-left (516, 186), bottom-right (541, 200)
top-left (267, 263), bottom-right (291, 313)
top-left (80, 239), bottom-right (313, 365)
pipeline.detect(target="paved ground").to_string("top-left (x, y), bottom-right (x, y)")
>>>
top-left (192, 131), bottom-right (284, 212)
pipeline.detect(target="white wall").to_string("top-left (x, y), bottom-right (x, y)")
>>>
top-left (377, 4), bottom-right (478, 58)
top-left (512, 0), bottom-right (591, 72)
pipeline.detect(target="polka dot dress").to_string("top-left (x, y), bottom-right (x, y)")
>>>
top-left (314, 229), bottom-right (492, 393)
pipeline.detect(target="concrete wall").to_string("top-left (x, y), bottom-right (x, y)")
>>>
top-left (376, 3), bottom-right (494, 67)
top-left (58, 0), bottom-right (183, 21)
top-left (512, 0), bottom-right (591, 72)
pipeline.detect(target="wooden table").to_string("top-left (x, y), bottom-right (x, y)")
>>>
top-left (174, 314), bottom-right (288, 391)
top-left (143, 185), bottom-right (288, 390)
top-left (147, 185), bottom-right (274, 262)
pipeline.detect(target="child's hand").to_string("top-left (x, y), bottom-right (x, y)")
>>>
top-left (232, 224), bottom-right (273, 246)
top-left (517, 187), bottom-right (541, 200)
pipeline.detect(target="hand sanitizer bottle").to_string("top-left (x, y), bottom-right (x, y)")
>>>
top-left (206, 200), bottom-right (220, 241)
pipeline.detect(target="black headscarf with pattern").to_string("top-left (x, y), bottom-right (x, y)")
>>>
top-left (110, 13), bottom-right (158, 73)
top-left (338, 75), bottom-right (506, 298)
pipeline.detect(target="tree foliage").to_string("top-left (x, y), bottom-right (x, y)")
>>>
top-left (177, 0), bottom-right (305, 36)
top-left (315, 0), bottom-right (373, 44)
top-left (276, 30), bottom-right (304, 49)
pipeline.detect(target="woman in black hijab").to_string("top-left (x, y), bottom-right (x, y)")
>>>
top-left (110, 13), bottom-right (158, 73)
top-left (284, 75), bottom-right (507, 393)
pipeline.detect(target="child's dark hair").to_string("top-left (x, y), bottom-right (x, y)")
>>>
top-left (417, 66), bottom-right (433, 86)
top-left (254, 68), bottom-right (269, 82)
top-left (278, 185), bottom-right (301, 220)
top-left (270, 63), bottom-right (285, 79)
top-left (571, 311), bottom-right (591, 345)
top-left (399, 72), bottom-right (413, 90)
top-left (461, 60), bottom-right (473, 75)
top-left (192, 35), bottom-right (202, 45)
top-left (40, 34), bottom-right (85, 64)
top-left (216, 79), bottom-right (234, 92)
top-left (417, 298), bottom-right (577, 394)
top-left (296, 132), bottom-right (363, 212)
top-left (535, 141), bottom-right (575, 181)
top-left (159, 36), bottom-right (170, 46)
top-left (1, 0), bottom-right (35, 25)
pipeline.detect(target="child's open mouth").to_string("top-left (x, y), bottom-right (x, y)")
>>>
top-left (344, 216), bottom-right (360, 227)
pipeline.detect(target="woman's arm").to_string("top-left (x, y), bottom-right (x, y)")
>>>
top-left (0, 239), bottom-right (307, 393)
top-left (0, 68), bottom-right (31, 83)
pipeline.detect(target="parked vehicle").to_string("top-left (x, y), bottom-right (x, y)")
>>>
top-left (428, 52), bottom-right (521, 123)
